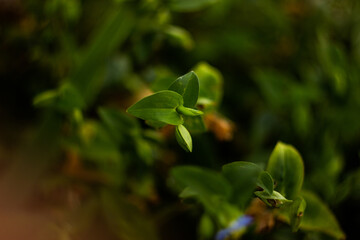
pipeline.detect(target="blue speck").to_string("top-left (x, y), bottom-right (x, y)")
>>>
top-left (215, 215), bottom-right (253, 240)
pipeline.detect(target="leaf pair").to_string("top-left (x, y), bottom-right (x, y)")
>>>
top-left (127, 71), bottom-right (203, 152)
top-left (170, 142), bottom-right (345, 239)
top-left (127, 71), bottom-right (201, 124)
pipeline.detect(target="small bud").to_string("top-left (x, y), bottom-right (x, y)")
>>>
top-left (176, 105), bottom-right (203, 117)
top-left (175, 124), bottom-right (193, 152)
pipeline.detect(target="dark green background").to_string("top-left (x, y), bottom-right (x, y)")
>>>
top-left (0, 0), bottom-right (359, 239)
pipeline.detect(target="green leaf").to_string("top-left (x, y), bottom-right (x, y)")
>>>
top-left (193, 62), bottom-right (223, 110)
top-left (266, 142), bottom-right (304, 200)
top-left (198, 213), bottom-right (215, 239)
top-left (183, 115), bottom-right (207, 134)
top-left (257, 171), bottom-right (274, 195)
top-left (145, 120), bottom-right (167, 129)
top-left (57, 83), bottom-right (85, 111)
top-left (169, 71), bottom-right (199, 108)
top-left (222, 161), bottom-right (262, 210)
top-left (33, 89), bottom-right (58, 107)
top-left (164, 25), bottom-right (194, 50)
top-left (300, 190), bottom-right (345, 239)
top-left (179, 186), bottom-right (198, 199)
top-left (254, 190), bottom-right (292, 208)
top-left (171, 167), bottom-right (235, 218)
top-left (176, 105), bottom-right (203, 116)
top-left (175, 124), bottom-right (193, 152)
top-left (171, 166), bottom-right (232, 200)
top-left (169, 0), bottom-right (218, 12)
top-left (127, 90), bottom-right (184, 125)
top-left (289, 197), bottom-right (306, 232)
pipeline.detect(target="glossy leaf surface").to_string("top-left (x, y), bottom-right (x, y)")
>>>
top-left (175, 124), bottom-right (193, 152)
top-left (176, 105), bottom-right (203, 116)
top-left (168, 71), bottom-right (199, 108)
top-left (127, 90), bottom-right (184, 125)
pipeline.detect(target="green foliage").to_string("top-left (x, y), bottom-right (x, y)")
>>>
top-left (171, 166), bottom-right (232, 199)
top-left (175, 124), bottom-right (193, 152)
top-left (194, 62), bottom-right (224, 110)
top-left (71, 6), bottom-right (135, 104)
top-left (34, 82), bottom-right (85, 112)
top-left (171, 143), bottom-right (345, 239)
top-left (3, 0), bottom-right (358, 239)
top-left (300, 191), bottom-right (345, 240)
top-left (171, 165), bottom-right (241, 227)
top-left (257, 171), bottom-right (274, 195)
top-left (127, 90), bottom-right (184, 125)
top-left (100, 190), bottom-right (159, 240)
top-left (164, 25), bottom-right (194, 50)
top-left (289, 197), bottom-right (307, 232)
top-left (267, 142), bottom-right (304, 200)
top-left (169, 71), bottom-right (199, 108)
top-left (169, 0), bottom-right (218, 12)
top-left (254, 190), bottom-right (292, 208)
top-left (98, 107), bottom-right (140, 144)
top-left (127, 71), bottom-right (204, 151)
top-left (222, 161), bottom-right (262, 210)
top-left (176, 105), bottom-right (203, 116)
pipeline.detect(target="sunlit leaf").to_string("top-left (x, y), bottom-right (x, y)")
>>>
top-left (169, 71), bottom-right (199, 108)
top-left (176, 105), bottom-right (203, 116)
top-left (175, 124), bottom-right (193, 152)
top-left (127, 90), bottom-right (184, 125)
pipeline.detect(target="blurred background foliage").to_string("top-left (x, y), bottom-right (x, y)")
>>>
top-left (0, 0), bottom-right (359, 239)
